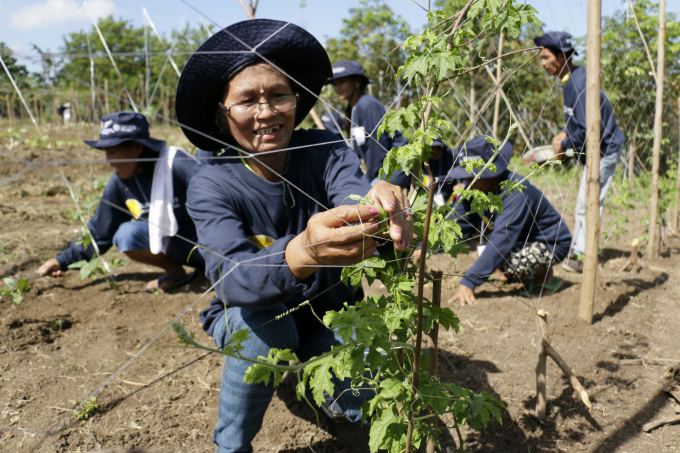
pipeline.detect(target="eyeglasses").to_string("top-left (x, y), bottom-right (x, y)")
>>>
top-left (221, 94), bottom-right (298, 119)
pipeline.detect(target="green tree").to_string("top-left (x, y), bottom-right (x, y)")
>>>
top-left (324, 0), bottom-right (411, 106)
top-left (598, 0), bottom-right (680, 170)
top-left (0, 43), bottom-right (31, 90)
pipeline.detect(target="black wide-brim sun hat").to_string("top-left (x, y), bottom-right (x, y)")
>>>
top-left (175, 19), bottom-right (332, 152)
top-left (452, 136), bottom-right (514, 180)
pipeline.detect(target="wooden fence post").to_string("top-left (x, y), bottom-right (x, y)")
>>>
top-left (674, 97), bottom-right (680, 234)
top-left (492, 32), bottom-right (504, 139)
top-left (580, 0), bottom-right (603, 325)
top-left (648, 0), bottom-right (666, 257)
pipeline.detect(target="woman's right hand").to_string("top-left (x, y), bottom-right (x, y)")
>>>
top-left (285, 205), bottom-right (381, 281)
top-left (38, 258), bottom-right (65, 278)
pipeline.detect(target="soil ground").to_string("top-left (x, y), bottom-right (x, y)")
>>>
top-left (1, 124), bottom-right (680, 452)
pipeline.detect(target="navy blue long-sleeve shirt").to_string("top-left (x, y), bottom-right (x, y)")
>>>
top-left (561, 66), bottom-right (625, 163)
top-left (56, 158), bottom-right (201, 270)
top-left (187, 129), bottom-right (372, 336)
top-left (351, 94), bottom-right (407, 180)
top-left (450, 172), bottom-right (572, 290)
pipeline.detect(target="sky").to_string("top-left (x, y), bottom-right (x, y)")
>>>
top-left (1, 0), bottom-right (678, 73)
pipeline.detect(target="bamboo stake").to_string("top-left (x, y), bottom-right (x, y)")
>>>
top-left (104, 79), bottom-right (111, 115)
top-left (648, 0), bottom-right (666, 257)
top-left (535, 311), bottom-right (592, 413)
top-left (535, 313), bottom-right (548, 420)
top-left (426, 270), bottom-right (443, 453)
top-left (308, 108), bottom-right (325, 130)
top-left (674, 97), bottom-right (680, 234)
top-left (618, 238), bottom-right (640, 273)
top-left (579, 0), bottom-right (603, 325)
top-left (406, 165), bottom-right (436, 453)
top-left (628, 125), bottom-right (637, 193)
top-left (482, 64), bottom-right (532, 147)
top-left (6, 94), bottom-right (13, 129)
top-left (492, 32), bottom-right (504, 139)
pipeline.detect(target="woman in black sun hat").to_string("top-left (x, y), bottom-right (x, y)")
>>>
top-left (175, 19), bottom-right (413, 453)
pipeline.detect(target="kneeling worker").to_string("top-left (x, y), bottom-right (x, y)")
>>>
top-left (38, 111), bottom-right (204, 293)
top-left (447, 136), bottom-right (572, 306)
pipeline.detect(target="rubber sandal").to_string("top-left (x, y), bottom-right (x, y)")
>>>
top-left (522, 277), bottom-right (564, 298)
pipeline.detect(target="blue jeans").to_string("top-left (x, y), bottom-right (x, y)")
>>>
top-left (211, 305), bottom-right (370, 453)
top-left (112, 220), bottom-right (204, 267)
top-left (572, 150), bottom-right (621, 255)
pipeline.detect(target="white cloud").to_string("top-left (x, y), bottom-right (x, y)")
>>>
top-left (8, 0), bottom-right (116, 31)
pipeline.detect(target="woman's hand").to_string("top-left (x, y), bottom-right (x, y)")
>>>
top-left (286, 205), bottom-right (381, 281)
top-left (38, 258), bottom-right (65, 278)
top-left (366, 181), bottom-right (413, 252)
top-left (447, 284), bottom-right (477, 307)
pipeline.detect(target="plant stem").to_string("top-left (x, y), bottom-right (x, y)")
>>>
top-left (405, 164), bottom-right (436, 453)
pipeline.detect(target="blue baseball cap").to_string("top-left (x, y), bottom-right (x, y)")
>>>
top-left (452, 136), bottom-right (513, 180)
top-left (84, 111), bottom-right (165, 151)
top-left (326, 60), bottom-right (374, 85)
top-left (175, 19), bottom-right (332, 151)
top-left (321, 111), bottom-right (344, 136)
top-left (534, 31), bottom-right (578, 56)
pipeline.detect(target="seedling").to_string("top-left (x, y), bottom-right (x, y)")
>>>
top-left (72, 398), bottom-right (98, 420)
top-left (1, 277), bottom-right (30, 311)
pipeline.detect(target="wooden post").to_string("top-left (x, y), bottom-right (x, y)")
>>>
top-left (469, 75), bottom-right (476, 133)
top-left (648, 0), bottom-right (666, 256)
top-left (426, 271), bottom-right (443, 453)
top-left (535, 310), bottom-right (593, 414)
top-left (628, 125), bottom-right (637, 192)
top-left (492, 32), bottom-right (504, 139)
top-left (580, 0), bottom-right (603, 324)
top-left (5, 94), bottom-right (12, 129)
top-left (618, 238), bottom-right (640, 273)
top-left (104, 79), bottom-right (111, 115)
top-left (535, 312), bottom-right (548, 420)
top-left (674, 97), bottom-right (680, 233)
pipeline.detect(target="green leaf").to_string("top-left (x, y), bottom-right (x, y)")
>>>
top-left (244, 347), bottom-right (296, 386)
top-left (369, 407), bottom-right (400, 453)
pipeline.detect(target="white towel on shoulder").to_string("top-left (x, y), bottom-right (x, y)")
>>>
top-left (149, 146), bottom-right (199, 255)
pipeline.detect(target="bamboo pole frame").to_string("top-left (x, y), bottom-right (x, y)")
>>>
top-left (648, 0), bottom-right (666, 257)
top-left (580, 0), bottom-right (603, 324)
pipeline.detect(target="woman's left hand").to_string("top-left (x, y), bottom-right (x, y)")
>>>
top-left (366, 181), bottom-right (413, 252)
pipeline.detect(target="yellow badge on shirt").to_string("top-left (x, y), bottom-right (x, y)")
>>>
top-left (125, 199), bottom-right (142, 219)
top-left (247, 235), bottom-right (276, 249)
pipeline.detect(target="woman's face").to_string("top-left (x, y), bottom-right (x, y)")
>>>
top-left (332, 76), bottom-right (361, 102)
top-left (221, 64), bottom-right (296, 154)
top-left (103, 142), bottom-right (142, 179)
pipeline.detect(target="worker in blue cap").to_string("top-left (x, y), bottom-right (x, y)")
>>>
top-left (446, 136), bottom-right (572, 306)
top-left (327, 60), bottom-right (408, 182)
top-left (534, 31), bottom-right (625, 273)
top-left (37, 111), bottom-right (204, 293)
top-left (390, 134), bottom-right (466, 202)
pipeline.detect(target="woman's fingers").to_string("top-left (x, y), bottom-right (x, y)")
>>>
top-left (318, 204), bottom-right (380, 228)
top-left (367, 181), bottom-right (413, 251)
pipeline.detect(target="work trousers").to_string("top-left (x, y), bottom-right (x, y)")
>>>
top-left (211, 305), bottom-right (370, 453)
top-left (572, 150), bottom-right (621, 256)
